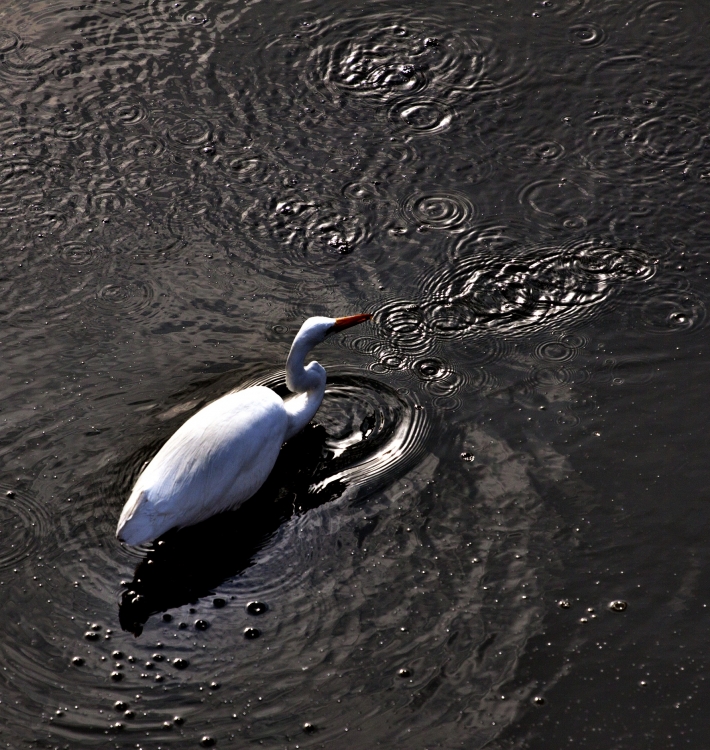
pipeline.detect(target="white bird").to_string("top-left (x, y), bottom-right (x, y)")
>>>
top-left (116, 314), bottom-right (371, 546)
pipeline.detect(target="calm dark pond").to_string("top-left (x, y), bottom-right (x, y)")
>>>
top-left (1, 0), bottom-right (709, 746)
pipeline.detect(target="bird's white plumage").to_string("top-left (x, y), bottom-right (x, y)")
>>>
top-left (116, 314), bottom-right (370, 545)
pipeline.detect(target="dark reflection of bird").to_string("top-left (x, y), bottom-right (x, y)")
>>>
top-left (116, 315), bottom-right (371, 546)
top-left (118, 422), bottom-right (346, 636)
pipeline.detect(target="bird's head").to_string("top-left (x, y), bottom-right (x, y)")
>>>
top-left (286, 314), bottom-right (372, 394)
top-left (296, 314), bottom-right (372, 347)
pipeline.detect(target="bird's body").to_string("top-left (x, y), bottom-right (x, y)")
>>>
top-left (116, 314), bottom-right (370, 545)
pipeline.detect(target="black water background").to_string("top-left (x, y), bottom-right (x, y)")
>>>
top-left (0, 0), bottom-right (709, 747)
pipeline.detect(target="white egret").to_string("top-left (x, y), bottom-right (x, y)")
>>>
top-left (116, 314), bottom-right (371, 545)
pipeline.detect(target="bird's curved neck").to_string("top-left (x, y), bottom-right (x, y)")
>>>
top-left (283, 332), bottom-right (327, 440)
top-left (283, 385), bottom-right (325, 441)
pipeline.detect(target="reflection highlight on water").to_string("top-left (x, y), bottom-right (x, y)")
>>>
top-left (0, 0), bottom-right (709, 746)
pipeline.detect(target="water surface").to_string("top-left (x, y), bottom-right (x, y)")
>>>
top-left (1, 0), bottom-right (709, 747)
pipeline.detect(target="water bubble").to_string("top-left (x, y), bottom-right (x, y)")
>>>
top-left (162, 613), bottom-right (173, 622)
top-left (84, 631), bottom-right (99, 641)
top-left (210, 681), bottom-right (220, 690)
top-left (414, 357), bottom-right (446, 380)
top-left (568, 23), bottom-right (607, 47)
top-left (200, 734), bottom-right (216, 746)
top-left (172, 658), bottom-right (189, 669)
top-left (640, 291), bottom-right (705, 334)
top-left (303, 722), bottom-right (318, 734)
top-left (608, 600), bottom-right (627, 612)
top-left (213, 597), bottom-right (226, 608)
top-left (152, 653), bottom-right (164, 662)
top-left (246, 601), bottom-right (268, 615)
top-left (397, 668), bottom-right (412, 678)
top-left (244, 627), bottom-right (261, 639)
top-left (113, 701), bottom-right (128, 711)
top-left (185, 11), bottom-right (207, 25)
top-left (533, 696), bottom-right (546, 705)
top-left (173, 715), bottom-right (184, 725)
top-left (535, 141), bottom-right (565, 160)
top-left (71, 656), bottom-right (84, 666)
top-left (110, 671), bottom-right (123, 681)
top-left (194, 619), bottom-right (210, 631)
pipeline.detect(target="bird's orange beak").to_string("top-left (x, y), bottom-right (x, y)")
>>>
top-left (333, 313), bottom-right (372, 331)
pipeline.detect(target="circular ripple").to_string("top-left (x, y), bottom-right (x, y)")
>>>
top-left (85, 96), bottom-right (148, 130)
top-left (125, 136), bottom-right (165, 158)
top-left (387, 97), bottom-right (454, 135)
top-left (0, 157), bottom-right (46, 215)
top-left (568, 23), bottom-right (607, 47)
top-left (227, 152), bottom-right (271, 184)
top-left (374, 300), bottom-right (435, 357)
top-left (342, 181), bottom-right (383, 203)
top-left (238, 368), bottom-right (430, 504)
top-left (59, 242), bottom-right (96, 266)
top-left (93, 280), bottom-right (154, 316)
top-left (629, 89), bottom-right (667, 113)
top-left (402, 191), bottom-right (474, 231)
top-left (639, 291), bottom-right (706, 334)
top-left (243, 193), bottom-right (373, 266)
top-left (52, 120), bottom-right (91, 141)
top-left (106, 98), bottom-right (148, 126)
top-left (153, 113), bottom-right (213, 149)
top-left (0, 484), bottom-right (52, 570)
top-left (519, 177), bottom-right (592, 228)
top-left (0, 44), bottom-right (55, 81)
top-left (303, 204), bottom-right (367, 255)
top-left (0, 30), bottom-right (19, 53)
top-left (313, 373), bottom-right (430, 498)
top-left (307, 13), bottom-right (485, 106)
top-left (184, 10), bottom-right (207, 25)
top-left (421, 241), bottom-right (657, 337)
top-left (633, 0), bottom-right (684, 38)
top-left (627, 114), bottom-right (705, 169)
top-left (583, 114), bottom-right (635, 173)
top-left (87, 191), bottom-right (126, 214)
top-left (534, 340), bottom-right (577, 362)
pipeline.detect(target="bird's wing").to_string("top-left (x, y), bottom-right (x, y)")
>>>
top-left (135, 386), bottom-right (287, 525)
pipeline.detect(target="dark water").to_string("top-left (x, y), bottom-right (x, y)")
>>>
top-left (1, 0), bottom-right (709, 746)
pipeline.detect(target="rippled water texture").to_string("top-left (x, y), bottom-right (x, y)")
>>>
top-left (1, 0), bottom-right (710, 747)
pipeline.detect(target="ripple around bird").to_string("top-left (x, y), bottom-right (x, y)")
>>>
top-left (242, 368), bottom-right (431, 502)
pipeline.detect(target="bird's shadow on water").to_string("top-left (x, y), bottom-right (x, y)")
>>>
top-left (118, 423), bottom-right (349, 636)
